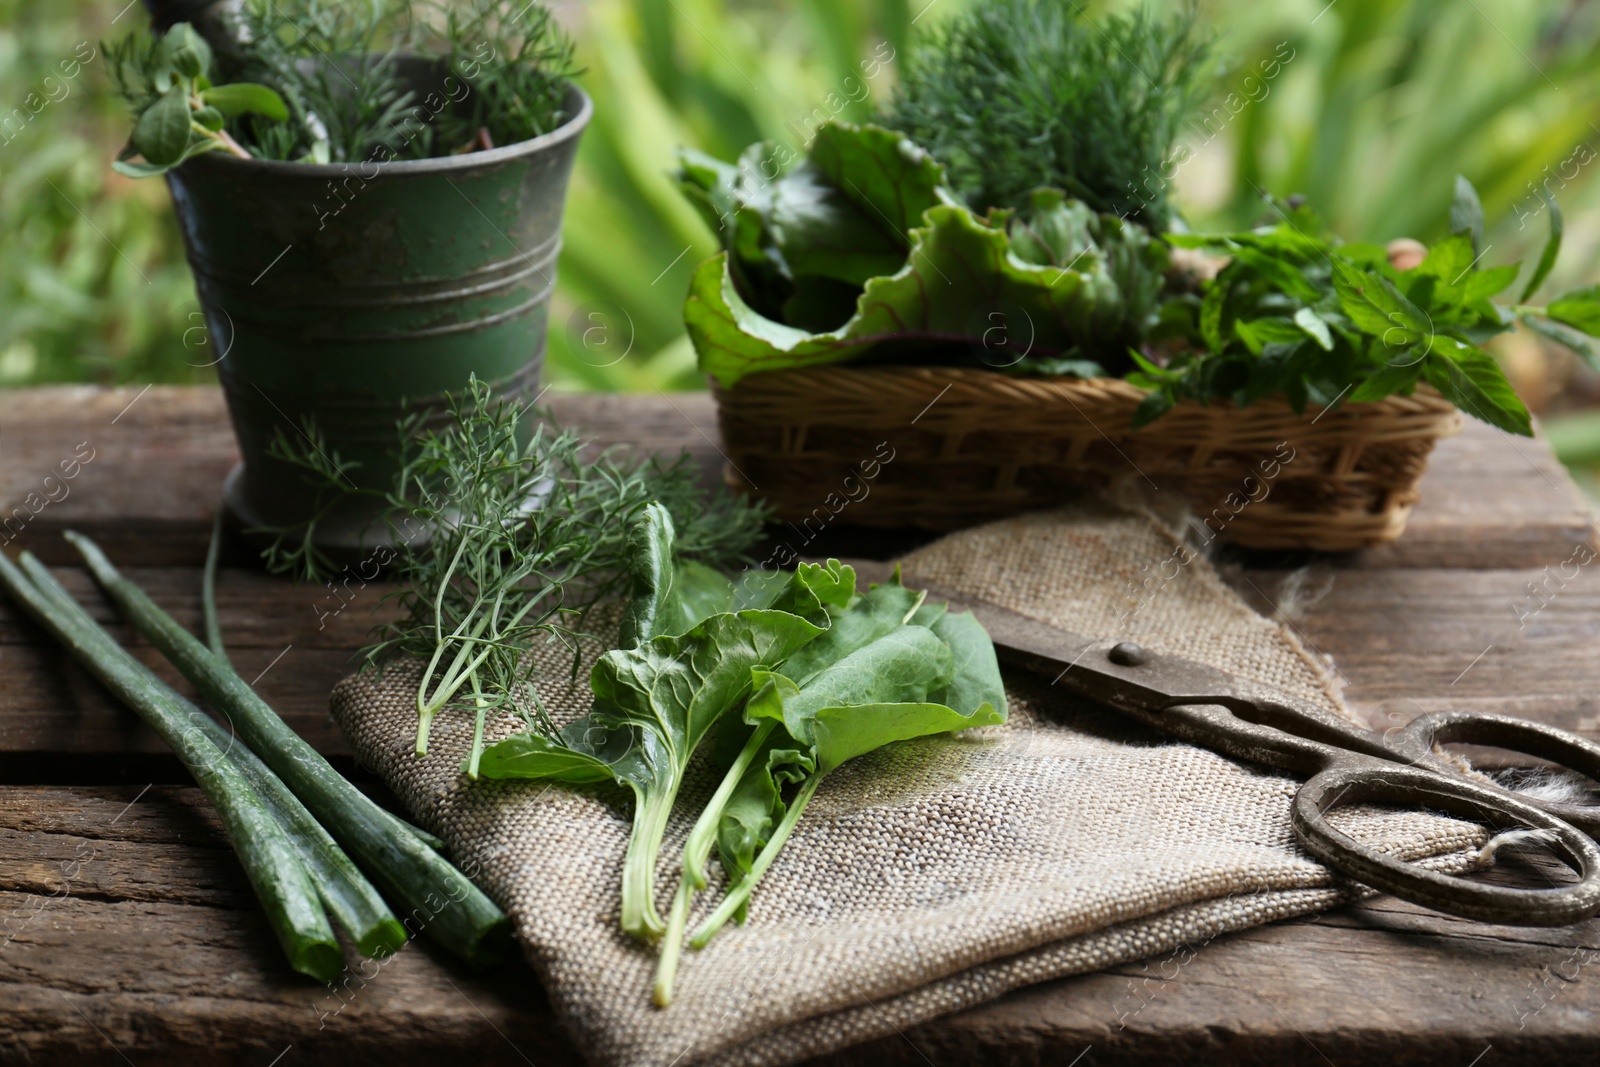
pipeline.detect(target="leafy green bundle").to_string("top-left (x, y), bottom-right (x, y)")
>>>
top-left (473, 506), bottom-right (1007, 1005)
top-left (106, 0), bottom-right (580, 173)
top-left (1135, 184), bottom-right (1600, 435)
top-left (105, 23), bottom-right (289, 175)
top-left (879, 0), bottom-right (1212, 229)
top-left (679, 123), bottom-right (1168, 385)
top-left (679, 122), bottom-right (1600, 435)
top-left (262, 377), bottom-right (766, 773)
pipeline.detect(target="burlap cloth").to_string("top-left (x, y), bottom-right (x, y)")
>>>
top-left (331, 500), bottom-right (1488, 1067)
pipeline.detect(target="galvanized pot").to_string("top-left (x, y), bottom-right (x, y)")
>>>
top-left (165, 69), bottom-right (591, 554)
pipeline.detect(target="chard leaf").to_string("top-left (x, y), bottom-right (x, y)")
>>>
top-left (696, 592), bottom-right (1006, 943)
top-left (617, 503), bottom-right (735, 647)
top-left (733, 559), bottom-right (856, 616)
top-left (477, 563), bottom-right (835, 939)
top-left (677, 125), bottom-right (947, 326)
top-left (473, 728), bottom-right (625, 784)
top-left (713, 733), bottom-right (812, 923)
top-left (773, 567), bottom-right (953, 685)
top-left (686, 203), bottom-right (1124, 387)
top-left (807, 123), bottom-right (946, 239)
top-left (926, 610), bottom-right (1007, 720)
top-left (744, 627), bottom-right (957, 750)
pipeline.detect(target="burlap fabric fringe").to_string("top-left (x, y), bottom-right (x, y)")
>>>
top-left (332, 499), bottom-right (1487, 1067)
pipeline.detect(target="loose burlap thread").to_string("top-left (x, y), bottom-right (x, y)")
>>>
top-left (331, 499), bottom-right (1487, 1067)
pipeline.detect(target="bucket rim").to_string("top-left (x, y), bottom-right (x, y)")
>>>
top-left (180, 81), bottom-right (593, 178)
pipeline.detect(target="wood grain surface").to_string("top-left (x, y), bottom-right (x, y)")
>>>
top-left (2, 386), bottom-right (1599, 1066)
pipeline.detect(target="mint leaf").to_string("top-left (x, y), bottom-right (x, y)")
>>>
top-left (1349, 361), bottom-right (1424, 403)
top-left (1415, 233), bottom-right (1475, 284)
top-left (1332, 258), bottom-right (1431, 347)
top-left (1520, 187), bottom-right (1563, 302)
top-left (1451, 175), bottom-right (1485, 256)
top-left (1423, 336), bottom-right (1531, 436)
top-left (1548, 285), bottom-right (1600, 336)
top-left (1522, 313), bottom-right (1600, 370)
top-left (1461, 265), bottom-right (1521, 302)
top-left (1294, 307), bottom-right (1334, 350)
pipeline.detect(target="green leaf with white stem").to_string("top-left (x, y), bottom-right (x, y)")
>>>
top-left (477, 560), bottom-right (846, 940)
top-left (924, 609), bottom-right (1008, 720)
top-left (201, 83), bottom-right (290, 122)
top-left (673, 625), bottom-right (1005, 969)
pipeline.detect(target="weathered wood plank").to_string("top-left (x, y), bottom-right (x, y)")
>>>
top-left (3, 786), bottom-right (1598, 1067)
top-left (0, 387), bottom-right (1592, 569)
top-left (5, 561), bottom-right (1599, 761)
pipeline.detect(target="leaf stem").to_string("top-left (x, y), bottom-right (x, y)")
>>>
top-left (690, 773), bottom-right (822, 949)
top-left (621, 782), bottom-right (675, 940)
top-left (652, 875), bottom-right (695, 1007)
top-left (683, 720), bottom-right (776, 890)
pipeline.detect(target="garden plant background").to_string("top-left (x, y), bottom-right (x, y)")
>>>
top-left (6, 0), bottom-right (1600, 478)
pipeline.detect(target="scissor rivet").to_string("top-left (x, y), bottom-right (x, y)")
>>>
top-left (1109, 641), bottom-right (1148, 667)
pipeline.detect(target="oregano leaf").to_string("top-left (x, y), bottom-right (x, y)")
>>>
top-left (131, 85), bottom-right (194, 167)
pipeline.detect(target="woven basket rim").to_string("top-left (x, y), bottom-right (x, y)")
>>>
top-left (712, 364), bottom-right (1459, 419)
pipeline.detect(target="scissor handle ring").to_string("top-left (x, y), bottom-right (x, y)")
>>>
top-left (1399, 711), bottom-right (1600, 837)
top-left (1293, 764), bottom-right (1600, 927)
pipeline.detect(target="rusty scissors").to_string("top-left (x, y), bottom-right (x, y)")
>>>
top-left (931, 581), bottom-right (1600, 927)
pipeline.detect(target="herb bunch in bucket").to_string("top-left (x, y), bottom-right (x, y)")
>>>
top-left (101, 1), bottom-right (596, 557)
top-left (107, 0), bottom-right (581, 172)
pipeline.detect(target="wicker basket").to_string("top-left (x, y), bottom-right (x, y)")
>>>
top-left (712, 366), bottom-right (1464, 552)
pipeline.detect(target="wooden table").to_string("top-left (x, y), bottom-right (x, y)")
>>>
top-left (3, 386), bottom-right (1599, 1066)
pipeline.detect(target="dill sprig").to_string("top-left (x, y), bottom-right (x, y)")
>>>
top-left (879, 0), bottom-right (1214, 229)
top-left (227, 0), bottom-right (419, 163)
top-left (262, 378), bottom-right (769, 759)
top-left (418, 0), bottom-right (581, 152)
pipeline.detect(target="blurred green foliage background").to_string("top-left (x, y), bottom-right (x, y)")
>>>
top-left (5, 0), bottom-right (1600, 410)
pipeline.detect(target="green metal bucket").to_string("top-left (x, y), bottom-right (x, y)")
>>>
top-left (166, 70), bottom-right (591, 553)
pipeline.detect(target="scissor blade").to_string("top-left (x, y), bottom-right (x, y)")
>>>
top-left (860, 571), bottom-right (1249, 713)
